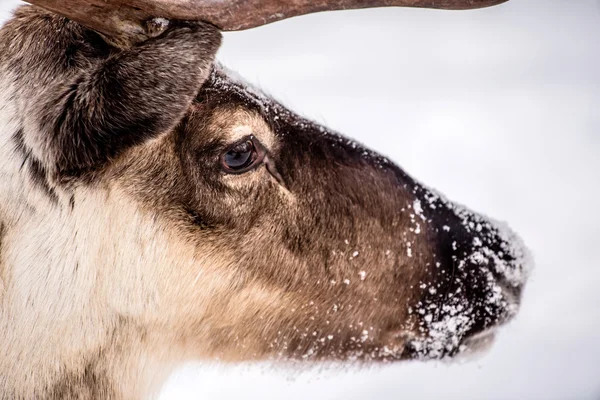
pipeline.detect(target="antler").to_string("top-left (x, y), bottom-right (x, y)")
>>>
top-left (25, 0), bottom-right (509, 42)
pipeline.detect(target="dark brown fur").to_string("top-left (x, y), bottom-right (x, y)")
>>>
top-left (49, 363), bottom-right (115, 400)
top-left (0, 6), bottom-right (221, 179)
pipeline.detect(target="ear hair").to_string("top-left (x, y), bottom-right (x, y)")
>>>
top-left (3, 7), bottom-right (221, 182)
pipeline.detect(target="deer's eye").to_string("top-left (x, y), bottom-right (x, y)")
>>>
top-left (221, 136), bottom-right (265, 174)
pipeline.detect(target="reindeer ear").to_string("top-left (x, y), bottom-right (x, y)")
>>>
top-left (10, 8), bottom-right (222, 178)
top-left (56, 20), bottom-right (220, 177)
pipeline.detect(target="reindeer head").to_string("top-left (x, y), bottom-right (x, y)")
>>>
top-left (109, 65), bottom-right (529, 361)
top-left (0, 0), bottom-right (528, 397)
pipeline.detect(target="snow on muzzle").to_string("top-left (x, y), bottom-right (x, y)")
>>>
top-left (403, 186), bottom-right (532, 359)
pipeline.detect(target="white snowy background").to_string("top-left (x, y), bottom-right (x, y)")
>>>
top-left (2, 0), bottom-right (599, 399)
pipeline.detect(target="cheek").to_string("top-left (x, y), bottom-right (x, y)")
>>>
top-left (213, 177), bottom-right (291, 231)
top-left (220, 163), bottom-right (282, 195)
top-left (175, 277), bottom-right (302, 360)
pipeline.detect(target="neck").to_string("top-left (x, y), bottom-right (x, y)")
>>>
top-left (0, 314), bottom-right (176, 399)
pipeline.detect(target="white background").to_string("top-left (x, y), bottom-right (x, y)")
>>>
top-left (2, 1), bottom-right (599, 399)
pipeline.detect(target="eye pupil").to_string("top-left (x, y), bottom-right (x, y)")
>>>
top-left (221, 138), bottom-right (264, 173)
top-left (225, 141), bottom-right (253, 169)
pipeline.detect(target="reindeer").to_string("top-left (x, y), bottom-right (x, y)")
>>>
top-left (0, 0), bottom-right (529, 398)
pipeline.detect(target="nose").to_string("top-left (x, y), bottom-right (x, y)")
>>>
top-left (408, 187), bottom-right (531, 358)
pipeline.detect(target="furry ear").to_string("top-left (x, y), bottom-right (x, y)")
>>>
top-left (3, 7), bottom-right (221, 181)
